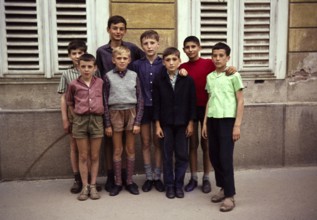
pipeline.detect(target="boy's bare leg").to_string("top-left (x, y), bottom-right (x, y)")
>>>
top-left (89, 138), bottom-right (102, 185)
top-left (76, 138), bottom-right (90, 186)
top-left (141, 123), bottom-right (153, 191)
top-left (70, 136), bottom-right (79, 173)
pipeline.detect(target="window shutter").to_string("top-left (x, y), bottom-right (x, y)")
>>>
top-left (3, 0), bottom-right (42, 73)
top-left (52, 0), bottom-right (88, 73)
top-left (240, 0), bottom-right (271, 71)
top-left (200, 0), bottom-right (228, 58)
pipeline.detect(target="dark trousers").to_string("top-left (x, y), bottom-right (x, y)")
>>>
top-left (160, 125), bottom-right (189, 189)
top-left (207, 118), bottom-right (236, 197)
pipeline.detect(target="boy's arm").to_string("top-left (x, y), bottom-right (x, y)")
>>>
top-left (233, 90), bottom-right (244, 142)
top-left (225, 66), bottom-right (237, 76)
top-left (202, 94), bottom-right (210, 139)
top-left (60, 94), bottom-right (70, 133)
top-left (134, 76), bottom-right (144, 129)
top-left (103, 75), bottom-right (112, 129)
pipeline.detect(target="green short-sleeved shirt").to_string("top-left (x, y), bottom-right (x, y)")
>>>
top-left (205, 71), bottom-right (244, 118)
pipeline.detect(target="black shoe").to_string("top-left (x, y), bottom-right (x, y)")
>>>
top-left (109, 184), bottom-right (122, 196)
top-left (165, 186), bottom-right (175, 199)
top-left (184, 178), bottom-right (198, 192)
top-left (70, 181), bottom-right (82, 194)
top-left (126, 182), bottom-right (139, 195)
top-left (175, 188), bottom-right (184, 198)
top-left (105, 172), bottom-right (115, 192)
top-left (142, 180), bottom-right (153, 192)
top-left (153, 179), bottom-right (165, 192)
top-left (202, 179), bottom-right (211, 193)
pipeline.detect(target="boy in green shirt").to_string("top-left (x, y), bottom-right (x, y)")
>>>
top-left (202, 42), bottom-right (244, 212)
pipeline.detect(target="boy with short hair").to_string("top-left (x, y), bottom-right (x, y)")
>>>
top-left (202, 42), bottom-right (244, 212)
top-left (57, 40), bottom-right (87, 193)
top-left (96, 15), bottom-right (145, 191)
top-left (153, 47), bottom-right (196, 199)
top-left (103, 46), bottom-right (144, 196)
top-left (131, 30), bottom-right (165, 192)
top-left (180, 36), bottom-right (236, 193)
top-left (66, 53), bottom-right (104, 201)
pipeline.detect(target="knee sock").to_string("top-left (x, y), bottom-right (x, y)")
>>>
top-left (203, 175), bottom-right (210, 181)
top-left (126, 158), bottom-right (135, 185)
top-left (74, 172), bottom-right (81, 183)
top-left (144, 164), bottom-right (153, 180)
top-left (113, 160), bottom-right (122, 186)
top-left (191, 172), bottom-right (198, 181)
top-left (153, 167), bottom-right (161, 180)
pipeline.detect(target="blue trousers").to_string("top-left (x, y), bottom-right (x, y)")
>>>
top-left (207, 118), bottom-right (236, 197)
top-left (160, 125), bottom-right (189, 189)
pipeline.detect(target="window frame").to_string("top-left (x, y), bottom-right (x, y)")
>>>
top-left (0, 0), bottom-right (109, 79)
top-left (177, 0), bottom-right (288, 79)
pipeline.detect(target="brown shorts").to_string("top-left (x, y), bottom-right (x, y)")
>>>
top-left (110, 108), bottom-right (136, 132)
top-left (72, 114), bottom-right (104, 139)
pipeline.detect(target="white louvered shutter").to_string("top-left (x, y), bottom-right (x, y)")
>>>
top-left (200, 0), bottom-right (228, 58)
top-left (50, 0), bottom-right (88, 73)
top-left (2, 0), bottom-right (43, 74)
top-left (239, 0), bottom-right (272, 73)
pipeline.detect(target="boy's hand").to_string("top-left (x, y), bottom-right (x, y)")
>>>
top-left (62, 119), bottom-right (70, 134)
top-left (232, 126), bottom-right (240, 142)
top-left (225, 66), bottom-right (237, 76)
top-left (179, 68), bottom-right (188, 77)
top-left (132, 125), bottom-right (140, 134)
top-left (186, 121), bottom-right (193, 137)
top-left (202, 124), bottom-right (208, 139)
top-left (105, 127), bottom-right (113, 137)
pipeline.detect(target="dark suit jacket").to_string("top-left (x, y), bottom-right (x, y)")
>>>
top-left (153, 70), bottom-right (196, 126)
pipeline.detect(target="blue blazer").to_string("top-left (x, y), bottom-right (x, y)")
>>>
top-left (153, 70), bottom-right (196, 126)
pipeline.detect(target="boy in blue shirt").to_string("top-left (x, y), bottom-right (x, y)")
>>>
top-left (202, 42), bottom-right (244, 212)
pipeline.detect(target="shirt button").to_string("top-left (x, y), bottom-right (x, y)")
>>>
top-left (150, 81), bottom-right (152, 84)
top-left (150, 73), bottom-right (152, 75)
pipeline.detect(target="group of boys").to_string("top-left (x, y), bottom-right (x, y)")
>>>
top-left (57, 15), bottom-right (244, 212)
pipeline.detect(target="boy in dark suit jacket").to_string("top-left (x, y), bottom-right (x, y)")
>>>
top-left (153, 47), bottom-right (196, 199)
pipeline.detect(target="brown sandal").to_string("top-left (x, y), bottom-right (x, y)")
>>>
top-left (211, 188), bottom-right (225, 203)
top-left (220, 197), bottom-right (235, 212)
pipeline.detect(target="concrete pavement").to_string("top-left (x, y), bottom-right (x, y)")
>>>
top-left (1, 166), bottom-right (317, 220)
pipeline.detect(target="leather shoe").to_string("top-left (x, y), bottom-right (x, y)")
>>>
top-left (153, 179), bottom-right (165, 192)
top-left (184, 179), bottom-right (197, 192)
top-left (202, 179), bottom-right (211, 193)
top-left (105, 172), bottom-right (115, 192)
top-left (165, 187), bottom-right (175, 199)
top-left (109, 184), bottom-right (122, 196)
top-left (126, 182), bottom-right (139, 195)
top-left (142, 180), bottom-right (153, 192)
top-left (175, 188), bottom-right (184, 198)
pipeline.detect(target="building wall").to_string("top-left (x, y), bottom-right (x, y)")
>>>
top-left (0, 0), bottom-right (317, 180)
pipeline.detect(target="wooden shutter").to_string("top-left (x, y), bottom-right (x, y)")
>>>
top-left (240, 0), bottom-right (271, 71)
top-left (3, 0), bottom-right (42, 74)
top-left (200, 0), bottom-right (228, 58)
top-left (52, 0), bottom-right (88, 72)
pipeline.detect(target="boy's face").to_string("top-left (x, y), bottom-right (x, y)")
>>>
top-left (112, 52), bottom-right (131, 72)
top-left (163, 54), bottom-right (181, 74)
top-left (69, 49), bottom-right (85, 67)
top-left (212, 49), bottom-right (230, 71)
top-left (107, 23), bottom-right (126, 42)
top-left (78, 60), bottom-right (97, 81)
top-left (183, 41), bottom-right (201, 61)
top-left (141, 37), bottom-right (159, 57)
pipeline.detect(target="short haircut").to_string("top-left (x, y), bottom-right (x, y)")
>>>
top-left (183, 36), bottom-right (200, 47)
top-left (107, 15), bottom-right (127, 29)
top-left (67, 40), bottom-right (87, 54)
top-left (78, 53), bottom-right (96, 65)
top-left (112, 46), bottom-right (131, 58)
top-left (212, 42), bottom-right (231, 56)
top-left (162, 47), bottom-right (180, 59)
top-left (140, 30), bottom-right (159, 43)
